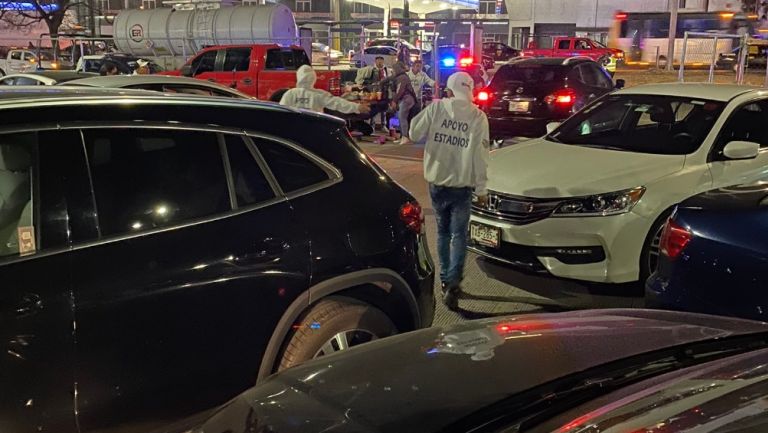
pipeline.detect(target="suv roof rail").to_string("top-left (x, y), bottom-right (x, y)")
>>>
top-left (562, 56), bottom-right (592, 65)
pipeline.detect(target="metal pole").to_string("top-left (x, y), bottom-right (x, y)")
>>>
top-left (655, 45), bottom-right (660, 69)
top-left (403, 0), bottom-right (409, 39)
top-left (678, 32), bottom-right (688, 82)
top-left (328, 24), bottom-right (332, 71)
top-left (737, 34), bottom-right (748, 84)
top-left (708, 36), bottom-right (718, 83)
top-left (433, 26), bottom-right (439, 98)
top-left (667, 0), bottom-right (678, 71)
top-left (593, 0), bottom-right (599, 34)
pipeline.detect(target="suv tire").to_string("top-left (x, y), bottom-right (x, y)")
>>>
top-left (278, 297), bottom-right (397, 371)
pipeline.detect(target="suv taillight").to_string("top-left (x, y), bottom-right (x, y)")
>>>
top-left (544, 88), bottom-right (577, 107)
top-left (328, 77), bottom-right (341, 96)
top-left (659, 218), bottom-right (692, 260)
top-left (399, 201), bottom-right (423, 233)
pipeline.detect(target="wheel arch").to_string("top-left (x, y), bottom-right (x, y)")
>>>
top-left (256, 268), bottom-right (419, 381)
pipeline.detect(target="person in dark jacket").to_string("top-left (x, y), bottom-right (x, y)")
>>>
top-left (389, 61), bottom-right (418, 145)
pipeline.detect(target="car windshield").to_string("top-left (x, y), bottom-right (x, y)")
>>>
top-left (492, 64), bottom-right (567, 86)
top-left (548, 94), bottom-right (725, 155)
top-left (592, 40), bottom-right (607, 48)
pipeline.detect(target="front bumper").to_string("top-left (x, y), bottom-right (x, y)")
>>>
top-left (469, 210), bottom-right (652, 283)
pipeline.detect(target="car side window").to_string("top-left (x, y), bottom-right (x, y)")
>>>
top-left (588, 64), bottom-right (613, 88)
top-left (567, 67), bottom-right (584, 84)
top-left (0, 133), bottom-right (36, 258)
top-left (265, 49), bottom-right (284, 69)
top-left (0, 130), bottom-right (85, 259)
top-left (224, 135), bottom-right (276, 206)
top-left (191, 50), bottom-right (217, 75)
top-left (251, 137), bottom-right (330, 193)
top-left (23, 53), bottom-right (36, 61)
top-left (10, 51), bottom-right (21, 60)
top-left (558, 40), bottom-right (570, 50)
top-left (0, 77), bottom-right (14, 85)
top-left (223, 48), bottom-right (251, 72)
top-left (716, 100), bottom-right (768, 152)
top-left (577, 64), bottom-right (600, 86)
top-left (15, 77), bottom-right (40, 86)
top-left (82, 128), bottom-right (231, 237)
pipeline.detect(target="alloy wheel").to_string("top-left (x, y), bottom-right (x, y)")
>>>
top-left (313, 329), bottom-right (378, 358)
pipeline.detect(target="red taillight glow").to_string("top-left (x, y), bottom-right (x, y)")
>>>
top-left (660, 218), bottom-right (692, 260)
top-left (459, 57), bottom-right (473, 67)
top-left (476, 90), bottom-right (490, 102)
top-left (399, 201), bottom-right (423, 233)
top-left (544, 88), bottom-right (577, 106)
top-left (615, 12), bottom-right (627, 20)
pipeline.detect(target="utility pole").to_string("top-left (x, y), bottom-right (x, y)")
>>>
top-left (666, 0), bottom-right (678, 71)
top-left (402, 0), bottom-right (409, 39)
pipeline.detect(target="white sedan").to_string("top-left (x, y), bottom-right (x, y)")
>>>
top-left (469, 83), bottom-right (768, 284)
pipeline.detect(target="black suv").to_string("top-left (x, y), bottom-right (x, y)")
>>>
top-left (0, 88), bottom-right (434, 433)
top-left (476, 57), bottom-right (621, 140)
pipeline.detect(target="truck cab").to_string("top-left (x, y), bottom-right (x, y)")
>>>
top-left (176, 44), bottom-right (341, 101)
top-left (0, 49), bottom-right (59, 76)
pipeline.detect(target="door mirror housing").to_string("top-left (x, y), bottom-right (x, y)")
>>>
top-left (546, 122), bottom-right (561, 134)
top-left (723, 140), bottom-right (760, 160)
top-left (180, 64), bottom-right (192, 77)
top-left (615, 79), bottom-right (626, 89)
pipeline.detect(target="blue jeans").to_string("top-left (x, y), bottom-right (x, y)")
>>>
top-left (429, 184), bottom-right (473, 287)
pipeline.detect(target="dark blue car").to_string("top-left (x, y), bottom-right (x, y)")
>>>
top-left (646, 180), bottom-right (768, 321)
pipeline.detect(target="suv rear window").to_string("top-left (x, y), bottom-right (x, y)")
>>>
top-left (252, 137), bottom-right (329, 193)
top-left (492, 64), bottom-right (567, 86)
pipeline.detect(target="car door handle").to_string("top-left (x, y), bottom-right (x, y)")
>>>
top-left (16, 293), bottom-right (43, 318)
top-left (243, 78), bottom-right (253, 85)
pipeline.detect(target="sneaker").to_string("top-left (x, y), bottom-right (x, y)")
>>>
top-left (442, 283), bottom-right (461, 310)
top-left (398, 137), bottom-right (412, 145)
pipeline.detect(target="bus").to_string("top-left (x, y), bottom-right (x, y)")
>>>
top-left (607, 11), bottom-right (759, 66)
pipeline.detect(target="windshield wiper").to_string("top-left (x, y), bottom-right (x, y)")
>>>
top-left (446, 331), bottom-right (768, 433)
top-left (545, 135), bottom-right (562, 143)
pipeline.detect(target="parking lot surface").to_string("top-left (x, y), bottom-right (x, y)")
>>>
top-left (358, 139), bottom-right (646, 326)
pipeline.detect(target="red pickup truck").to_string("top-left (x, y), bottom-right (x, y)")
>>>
top-left (171, 44), bottom-right (342, 101)
top-left (522, 37), bottom-right (624, 64)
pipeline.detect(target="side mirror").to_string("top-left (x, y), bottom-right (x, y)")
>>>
top-left (615, 79), bottom-right (626, 89)
top-left (546, 122), bottom-right (561, 134)
top-left (180, 64), bottom-right (192, 77)
top-left (723, 140), bottom-right (760, 160)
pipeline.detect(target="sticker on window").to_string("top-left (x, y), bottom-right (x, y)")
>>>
top-left (634, 105), bottom-right (651, 112)
top-left (579, 121), bottom-right (592, 135)
top-left (17, 226), bottom-right (35, 255)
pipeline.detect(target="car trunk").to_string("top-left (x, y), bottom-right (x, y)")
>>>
top-left (487, 80), bottom-right (569, 119)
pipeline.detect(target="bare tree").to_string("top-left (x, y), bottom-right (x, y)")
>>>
top-left (0, 0), bottom-right (86, 54)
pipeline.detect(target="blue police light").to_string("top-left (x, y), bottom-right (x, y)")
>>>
top-left (441, 57), bottom-right (456, 67)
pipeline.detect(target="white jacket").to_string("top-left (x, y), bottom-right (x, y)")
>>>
top-left (280, 65), bottom-right (361, 114)
top-left (410, 73), bottom-right (489, 195)
top-left (407, 70), bottom-right (434, 93)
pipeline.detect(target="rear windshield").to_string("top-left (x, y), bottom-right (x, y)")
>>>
top-left (491, 64), bottom-right (567, 86)
top-left (548, 94), bottom-right (725, 155)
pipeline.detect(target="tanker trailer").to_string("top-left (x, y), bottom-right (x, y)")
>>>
top-left (113, 4), bottom-right (297, 61)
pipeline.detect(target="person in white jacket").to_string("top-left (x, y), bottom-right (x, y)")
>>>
top-left (280, 65), bottom-right (369, 115)
top-left (410, 71), bottom-right (490, 309)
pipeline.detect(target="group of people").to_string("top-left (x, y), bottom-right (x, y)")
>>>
top-left (279, 57), bottom-right (490, 309)
top-left (98, 59), bottom-right (151, 76)
top-left (281, 56), bottom-right (435, 145)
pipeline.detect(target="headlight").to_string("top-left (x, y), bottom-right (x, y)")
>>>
top-left (553, 187), bottom-right (645, 217)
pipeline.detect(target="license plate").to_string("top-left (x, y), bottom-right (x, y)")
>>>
top-left (509, 101), bottom-right (530, 112)
top-left (470, 222), bottom-right (501, 248)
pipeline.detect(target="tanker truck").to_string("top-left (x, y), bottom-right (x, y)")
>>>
top-left (110, 4), bottom-right (343, 100)
top-left (112, 4), bottom-right (299, 70)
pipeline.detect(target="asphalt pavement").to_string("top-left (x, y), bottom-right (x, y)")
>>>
top-left (358, 137), bottom-right (645, 326)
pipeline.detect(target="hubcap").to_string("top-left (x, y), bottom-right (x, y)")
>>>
top-left (313, 329), bottom-right (378, 358)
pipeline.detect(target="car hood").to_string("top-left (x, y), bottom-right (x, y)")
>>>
top-left (187, 309), bottom-right (767, 433)
top-left (487, 139), bottom-right (686, 198)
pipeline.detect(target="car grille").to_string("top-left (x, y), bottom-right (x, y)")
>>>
top-left (472, 191), bottom-right (562, 225)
